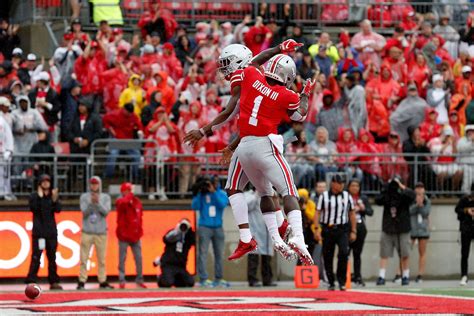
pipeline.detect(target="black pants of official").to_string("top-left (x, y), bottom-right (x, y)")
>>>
top-left (349, 223), bottom-right (367, 280)
top-left (461, 229), bottom-right (474, 276)
top-left (158, 265), bottom-right (195, 288)
top-left (25, 237), bottom-right (60, 285)
top-left (322, 225), bottom-right (350, 286)
top-left (247, 254), bottom-right (273, 285)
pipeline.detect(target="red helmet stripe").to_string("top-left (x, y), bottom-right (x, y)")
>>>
top-left (269, 55), bottom-right (284, 74)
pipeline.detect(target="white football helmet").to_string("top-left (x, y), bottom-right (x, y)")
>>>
top-left (264, 54), bottom-right (297, 88)
top-left (218, 44), bottom-right (253, 77)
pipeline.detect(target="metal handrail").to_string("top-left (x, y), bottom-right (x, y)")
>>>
top-left (12, 0), bottom-right (474, 29)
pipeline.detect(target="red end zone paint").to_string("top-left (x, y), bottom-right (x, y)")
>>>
top-left (1, 290), bottom-right (474, 315)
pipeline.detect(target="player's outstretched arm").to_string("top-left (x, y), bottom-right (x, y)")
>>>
top-left (251, 39), bottom-right (303, 66)
top-left (288, 79), bottom-right (315, 122)
top-left (219, 136), bottom-right (241, 166)
top-left (183, 86), bottom-right (241, 146)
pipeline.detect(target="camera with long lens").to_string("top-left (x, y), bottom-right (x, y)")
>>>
top-left (178, 218), bottom-right (191, 232)
top-left (191, 177), bottom-right (213, 196)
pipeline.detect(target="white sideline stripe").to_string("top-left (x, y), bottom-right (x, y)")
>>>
top-left (0, 305), bottom-right (399, 315)
top-left (0, 297), bottom-right (313, 308)
top-left (354, 289), bottom-right (474, 301)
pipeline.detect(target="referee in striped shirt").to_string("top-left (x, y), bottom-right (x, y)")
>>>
top-left (316, 174), bottom-right (357, 291)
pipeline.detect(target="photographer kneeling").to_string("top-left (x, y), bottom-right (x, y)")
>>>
top-left (156, 218), bottom-right (195, 288)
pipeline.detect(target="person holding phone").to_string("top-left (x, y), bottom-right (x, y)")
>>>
top-left (25, 174), bottom-right (62, 290)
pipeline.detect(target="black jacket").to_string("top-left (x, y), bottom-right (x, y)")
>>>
top-left (59, 81), bottom-right (80, 138)
top-left (0, 28), bottom-right (20, 60)
top-left (66, 112), bottom-right (103, 154)
top-left (402, 139), bottom-right (431, 162)
top-left (354, 194), bottom-right (374, 225)
top-left (29, 192), bottom-right (61, 238)
top-left (17, 67), bottom-right (31, 86)
top-left (376, 186), bottom-right (415, 234)
top-left (28, 87), bottom-right (61, 126)
top-left (141, 91), bottom-right (162, 128)
top-left (30, 135), bottom-right (56, 176)
top-left (160, 228), bottom-right (195, 269)
top-left (455, 194), bottom-right (474, 233)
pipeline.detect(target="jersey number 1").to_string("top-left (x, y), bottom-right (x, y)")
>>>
top-left (249, 95), bottom-right (263, 126)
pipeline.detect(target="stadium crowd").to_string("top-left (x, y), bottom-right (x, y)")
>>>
top-left (1, 3), bottom-right (474, 199)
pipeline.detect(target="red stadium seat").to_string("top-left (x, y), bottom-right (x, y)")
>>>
top-left (228, 3), bottom-right (253, 20)
top-left (193, 2), bottom-right (209, 20)
top-left (161, 2), bottom-right (192, 20)
top-left (122, 0), bottom-right (143, 20)
top-left (207, 3), bottom-right (228, 20)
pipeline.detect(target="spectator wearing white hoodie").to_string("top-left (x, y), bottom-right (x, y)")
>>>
top-left (457, 125), bottom-right (474, 194)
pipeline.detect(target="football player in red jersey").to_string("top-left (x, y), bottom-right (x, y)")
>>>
top-left (185, 40), bottom-right (304, 261)
top-left (187, 40), bottom-right (312, 264)
top-left (230, 54), bottom-right (315, 265)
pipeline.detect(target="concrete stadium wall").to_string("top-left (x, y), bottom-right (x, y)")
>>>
top-left (208, 204), bottom-right (473, 282)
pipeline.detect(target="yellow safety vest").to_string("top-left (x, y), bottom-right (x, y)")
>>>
top-left (90, 0), bottom-right (124, 26)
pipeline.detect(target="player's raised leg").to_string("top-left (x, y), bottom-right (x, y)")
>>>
top-left (225, 154), bottom-right (257, 260)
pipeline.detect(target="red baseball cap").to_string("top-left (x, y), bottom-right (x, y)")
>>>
top-left (163, 42), bottom-right (174, 51)
top-left (90, 177), bottom-right (100, 184)
top-left (120, 182), bottom-right (133, 193)
top-left (322, 89), bottom-right (334, 98)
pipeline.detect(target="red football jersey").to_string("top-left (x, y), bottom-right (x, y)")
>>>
top-left (231, 66), bottom-right (300, 137)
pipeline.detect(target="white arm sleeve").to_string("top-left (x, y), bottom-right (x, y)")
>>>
top-left (289, 110), bottom-right (307, 122)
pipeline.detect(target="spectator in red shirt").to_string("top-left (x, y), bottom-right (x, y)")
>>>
top-left (428, 126), bottom-right (463, 190)
top-left (380, 132), bottom-right (409, 183)
top-left (336, 127), bottom-right (363, 182)
top-left (103, 103), bottom-right (143, 179)
top-left (415, 22), bottom-right (444, 50)
top-left (365, 64), bottom-right (401, 111)
top-left (399, 8), bottom-right (418, 32)
top-left (146, 70), bottom-right (176, 113)
top-left (408, 53), bottom-right (431, 98)
top-left (116, 182), bottom-right (147, 289)
top-left (100, 61), bottom-right (128, 112)
top-left (74, 40), bottom-right (107, 112)
top-left (449, 110), bottom-right (464, 141)
top-left (195, 35), bottom-right (220, 83)
top-left (419, 108), bottom-right (442, 143)
top-left (202, 89), bottom-right (227, 155)
top-left (144, 107), bottom-right (179, 199)
top-left (356, 128), bottom-right (382, 179)
top-left (244, 18), bottom-right (272, 56)
top-left (178, 101), bottom-right (206, 195)
top-left (176, 64), bottom-right (206, 103)
top-left (71, 18), bottom-right (89, 49)
top-left (383, 46), bottom-right (408, 88)
top-left (431, 36), bottom-right (454, 66)
top-left (455, 66), bottom-right (473, 110)
top-left (160, 42), bottom-right (183, 83)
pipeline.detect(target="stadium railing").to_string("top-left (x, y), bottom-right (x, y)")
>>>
top-left (11, 0), bottom-right (474, 30)
top-left (3, 150), bottom-right (473, 199)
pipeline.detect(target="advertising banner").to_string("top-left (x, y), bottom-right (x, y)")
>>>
top-left (0, 210), bottom-right (196, 278)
